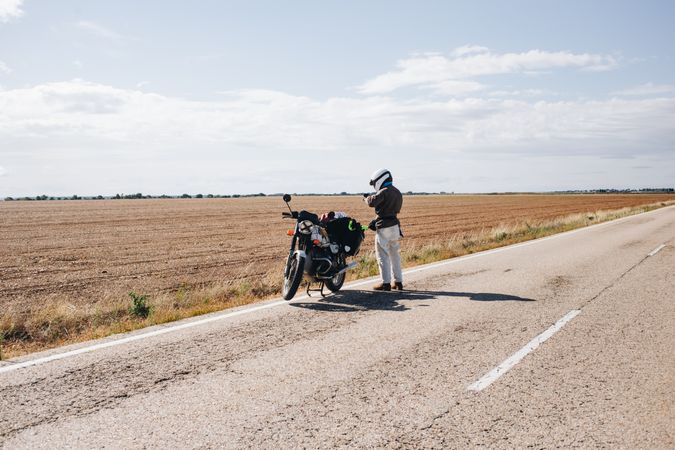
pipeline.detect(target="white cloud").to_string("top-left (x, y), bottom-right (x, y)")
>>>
top-left (1, 80), bottom-right (672, 154)
top-left (488, 89), bottom-right (554, 97)
top-left (76, 20), bottom-right (124, 40)
top-left (0, 60), bottom-right (10, 74)
top-left (451, 45), bottom-right (490, 57)
top-left (358, 47), bottom-right (618, 94)
top-left (612, 82), bottom-right (675, 96)
top-left (1, 80), bottom-right (672, 192)
top-left (428, 80), bottom-right (487, 96)
top-left (0, 0), bottom-right (23, 22)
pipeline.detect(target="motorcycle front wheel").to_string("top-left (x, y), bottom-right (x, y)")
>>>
top-left (282, 253), bottom-right (305, 300)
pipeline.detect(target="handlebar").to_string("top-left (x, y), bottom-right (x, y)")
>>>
top-left (282, 210), bottom-right (369, 232)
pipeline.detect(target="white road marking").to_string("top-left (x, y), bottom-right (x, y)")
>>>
top-left (0, 300), bottom-right (288, 374)
top-left (0, 205), bottom-right (671, 374)
top-left (648, 244), bottom-right (666, 257)
top-left (468, 309), bottom-right (581, 392)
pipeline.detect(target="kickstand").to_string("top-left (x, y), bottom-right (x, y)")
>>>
top-left (306, 281), bottom-right (327, 298)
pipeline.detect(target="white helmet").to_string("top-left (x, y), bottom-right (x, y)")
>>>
top-left (369, 168), bottom-right (393, 191)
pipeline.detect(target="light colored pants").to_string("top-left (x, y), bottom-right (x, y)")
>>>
top-left (376, 224), bottom-right (403, 284)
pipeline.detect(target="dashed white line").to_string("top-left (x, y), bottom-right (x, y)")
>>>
top-left (648, 244), bottom-right (666, 257)
top-left (468, 309), bottom-right (581, 392)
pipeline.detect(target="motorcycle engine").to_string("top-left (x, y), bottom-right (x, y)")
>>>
top-left (312, 247), bottom-right (334, 276)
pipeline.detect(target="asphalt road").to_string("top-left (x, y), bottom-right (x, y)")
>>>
top-left (1, 207), bottom-right (673, 449)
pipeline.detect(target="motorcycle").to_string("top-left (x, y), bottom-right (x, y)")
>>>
top-left (280, 194), bottom-right (365, 300)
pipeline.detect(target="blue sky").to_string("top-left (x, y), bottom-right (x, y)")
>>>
top-left (1, 0), bottom-right (674, 196)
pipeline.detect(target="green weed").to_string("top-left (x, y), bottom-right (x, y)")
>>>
top-left (128, 292), bottom-right (152, 318)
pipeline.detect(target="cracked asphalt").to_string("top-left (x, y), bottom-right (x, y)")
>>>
top-left (1, 207), bottom-right (673, 449)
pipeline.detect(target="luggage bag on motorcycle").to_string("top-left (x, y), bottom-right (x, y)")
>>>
top-left (325, 217), bottom-right (364, 256)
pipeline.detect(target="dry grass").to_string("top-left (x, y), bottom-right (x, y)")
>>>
top-left (1, 199), bottom-right (672, 359)
top-left (349, 200), bottom-right (673, 279)
top-left (0, 262), bottom-right (286, 358)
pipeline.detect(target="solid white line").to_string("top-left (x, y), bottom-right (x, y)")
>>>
top-left (467, 309), bottom-right (581, 392)
top-left (1, 205), bottom-right (671, 374)
top-left (648, 244), bottom-right (666, 257)
top-left (0, 300), bottom-right (288, 374)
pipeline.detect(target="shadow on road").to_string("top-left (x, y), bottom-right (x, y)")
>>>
top-left (289, 288), bottom-right (535, 313)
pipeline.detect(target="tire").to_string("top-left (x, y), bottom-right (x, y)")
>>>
top-left (282, 253), bottom-right (305, 300)
top-left (325, 270), bottom-right (345, 292)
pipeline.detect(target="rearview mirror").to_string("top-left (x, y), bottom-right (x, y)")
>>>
top-left (283, 194), bottom-right (292, 203)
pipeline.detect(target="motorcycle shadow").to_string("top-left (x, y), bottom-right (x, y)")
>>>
top-left (289, 288), bottom-right (535, 313)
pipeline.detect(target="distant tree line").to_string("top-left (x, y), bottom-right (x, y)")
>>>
top-left (548, 188), bottom-right (674, 194)
top-left (2, 192), bottom-right (270, 201)
top-left (3, 188), bottom-right (673, 201)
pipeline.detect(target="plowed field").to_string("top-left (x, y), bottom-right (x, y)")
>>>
top-left (1, 194), bottom-right (673, 319)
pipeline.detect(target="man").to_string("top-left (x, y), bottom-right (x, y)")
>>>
top-left (364, 168), bottom-right (403, 291)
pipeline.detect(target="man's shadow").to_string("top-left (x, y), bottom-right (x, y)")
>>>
top-left (289, 289), bottom-right (535, 313)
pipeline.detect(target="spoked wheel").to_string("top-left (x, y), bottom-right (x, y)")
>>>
top-left (325, 254), bottom-right (346, 292)
top-left (325, 270), bottom-right (345, 292)
top-left (282, 253), bottom-right (305, 300)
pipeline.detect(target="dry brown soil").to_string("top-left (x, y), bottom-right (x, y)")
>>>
top-left (1, 194), bottom-right (673, 321)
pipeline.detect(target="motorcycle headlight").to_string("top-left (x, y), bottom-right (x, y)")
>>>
top-left (298, 220), bottom-right (314, 234)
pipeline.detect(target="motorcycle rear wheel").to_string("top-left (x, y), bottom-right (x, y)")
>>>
top-left (325, 271), bottom-right (345, 292)
top-left (282, 253), bottom-right (305, 300)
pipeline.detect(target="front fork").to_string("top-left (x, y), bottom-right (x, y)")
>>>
top-left (284, 236), bottom-right (297, 278)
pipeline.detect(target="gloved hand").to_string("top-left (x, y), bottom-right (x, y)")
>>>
top-left (319, 211), bottom-right (335, 223)
top-left (368, 219), bottom-right (377, 231)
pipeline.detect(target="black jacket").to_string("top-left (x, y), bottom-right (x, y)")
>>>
top-left (366, 185), bottom-right (403, 229)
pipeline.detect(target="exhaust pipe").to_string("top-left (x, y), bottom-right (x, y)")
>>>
top-left (336, 261), bottom-right (358, 275)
